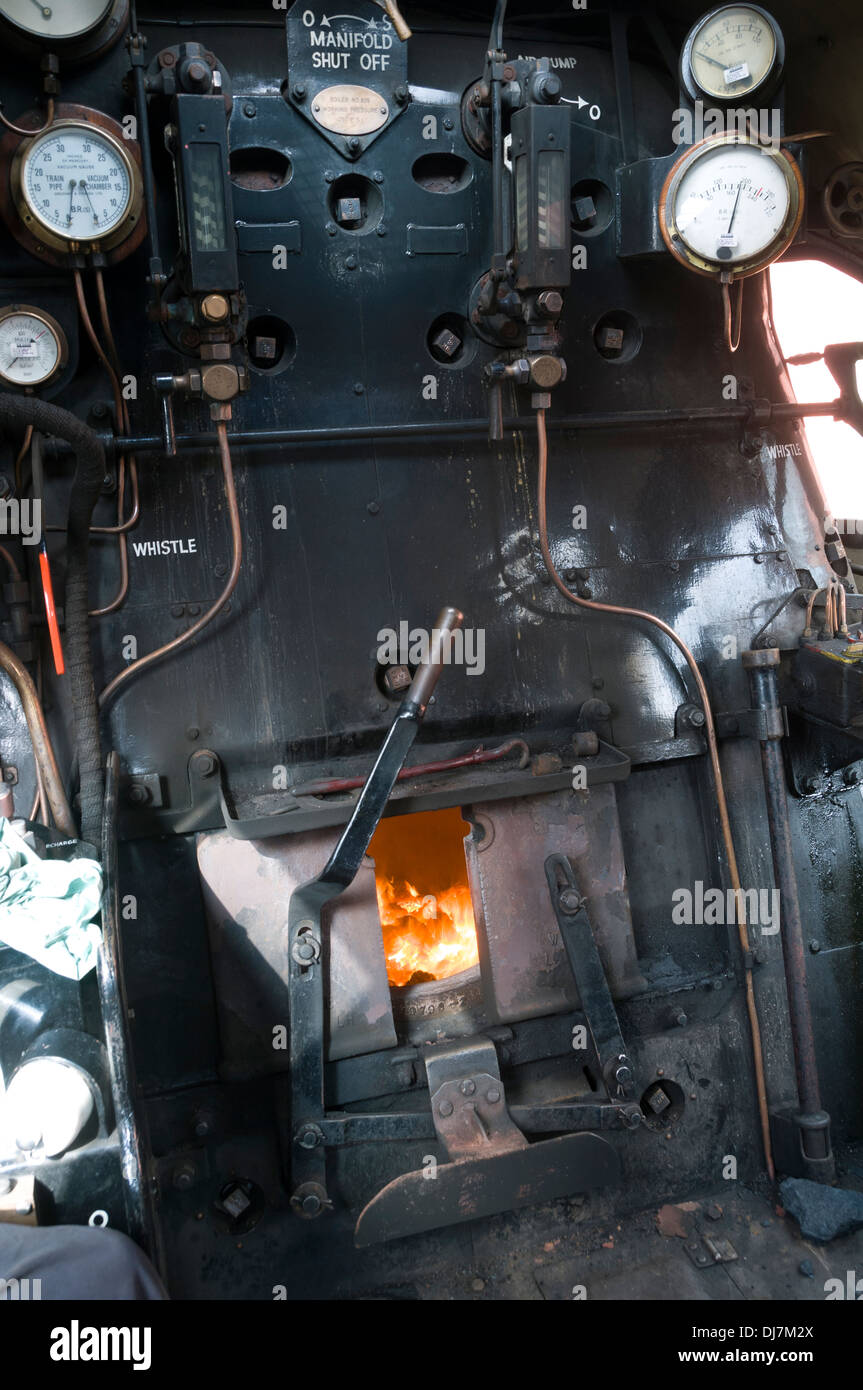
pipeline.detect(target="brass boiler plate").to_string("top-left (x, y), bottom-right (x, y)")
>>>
top-left (311, 85), bottom-right (389, 136)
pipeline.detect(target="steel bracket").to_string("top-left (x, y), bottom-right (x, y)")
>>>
top-left (353, 1032), bottom-right (622, 1246)
top-left (715, 706), bottom-right (788, 740)
top-left (545, 853), bottom-right (636, 1099)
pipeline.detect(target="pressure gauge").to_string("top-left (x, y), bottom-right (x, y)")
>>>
top-left (0, 0), bottom-right (112, 41)
top-left (681, 6), bottom-right (784, 103)
top-left (12, 118), bottom-right (142, 253)
top-left (659, 135), bottom-right (803, 279)
top-left (0, 305), bottom-right (67, 388)
top-left (0, 1), bottom-right (127, 61)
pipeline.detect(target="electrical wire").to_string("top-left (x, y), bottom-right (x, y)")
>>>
top-left (535, 407), bottom-right (774, 1179)
top-left (99, 422), bottom-right (242, 709)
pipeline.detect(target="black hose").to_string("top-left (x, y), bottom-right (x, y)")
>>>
top-left (0, 394), bottom-right (104, 850)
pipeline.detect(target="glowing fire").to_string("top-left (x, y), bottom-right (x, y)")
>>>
top-left (376, 876), bottom-right (478, 988)
top-left (369, 806), bottom-right (479, 988)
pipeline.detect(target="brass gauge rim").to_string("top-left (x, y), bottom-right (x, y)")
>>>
top-left (658, 134), bottom-right (804, 281)
top-left (11, 117), bottom-right (144, 254)
top-left (0, 304), bottom-right (68, 388)
top-left (680, 4), bottom-right (785, 104)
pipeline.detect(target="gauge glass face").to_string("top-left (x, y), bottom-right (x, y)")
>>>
top-left (0, 0), bottom-right (111, 41)
top-left (0, 311), bottom-right (61, 386)
top-left (689, 6), bottom-right (777, 99)
top-left (672, 142), bottom-right (791, 267)
top-left (22, 124), bottom-right (132, 242)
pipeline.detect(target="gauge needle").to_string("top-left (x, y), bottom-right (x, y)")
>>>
top-left (66, 179), bottom-right (76, 226)
top-left (694, 50), bottom-right (729, 70)
top-left (726, 183), bottom-right (743, 235)
top-left (79, 180), bottom-right (100, 226)
top-left (29, 0), bottom-right (52, 18)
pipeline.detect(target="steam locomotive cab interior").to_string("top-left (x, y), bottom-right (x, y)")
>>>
top-left (1, 0), bottom-right (863, 1304)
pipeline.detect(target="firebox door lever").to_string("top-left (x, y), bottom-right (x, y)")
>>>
top-left (545, 853), bottom-right (637, 1101)
top-left (286, 606), bottom-right (464, 1219)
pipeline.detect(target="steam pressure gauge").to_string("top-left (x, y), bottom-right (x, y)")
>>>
top-left (0, 305), bottom-right (68, 388)
top-left (0, 1), bottom-right (127, 60)
top-left (681, 6), bottom-right (784, 103)
top-left (659, 135), bottom-right (803, 279)
top-left (11, 118), bottom-right (143, 254)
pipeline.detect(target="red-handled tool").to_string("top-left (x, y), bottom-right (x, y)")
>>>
top-left (38, 540), bottom-right (64, 676)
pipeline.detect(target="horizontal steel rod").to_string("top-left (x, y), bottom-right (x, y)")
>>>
top-left (43, 400), bottom-right (842, 460)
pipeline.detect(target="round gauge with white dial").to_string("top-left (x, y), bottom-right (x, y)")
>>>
top-left (681, 5), bottom-right (784, 103)
top-left (0, 0), bottom-right (112, 42)
top-left (659, 136), bottom-right (803, 279)
top-left (0, 305), bottom-right (67, 388)
top-left (13, 120), bottom-right (141, 251)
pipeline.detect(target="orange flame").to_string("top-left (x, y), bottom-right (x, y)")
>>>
top-left (376, 875), bottom-right (478, 987)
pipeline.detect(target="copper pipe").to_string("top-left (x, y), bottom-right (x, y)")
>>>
top-left (0, 98), bottom-right (54, 138)
top-left (73, 270), bottom-right (132, 614)
top-left (45, 461), bottom-right (139, 535)
top-left (292, 737), bottom-right (531, 796)
top-left (99, 422), bottom-right (242, 709)
top-left (378, 0), bottom-right (411, 39)
top-left (14, 424), bottom-right (32, 493)
top-left (0, 639), bottom-right (75, 836)
top-left (535, 408), bottom-right (774, 1178)
top-left (0, 544), bottom-right (21, 581)
top-left (92, 270), bottom-right (140, 537)
top-left (29, 655), bottom-right (48, 824)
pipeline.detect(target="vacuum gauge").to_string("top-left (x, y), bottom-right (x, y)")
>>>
top-left (0, 305), bottom-right (68, 388)
top-left (12, 118), bottom-right (142, 252)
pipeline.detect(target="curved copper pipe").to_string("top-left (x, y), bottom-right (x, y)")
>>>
top-left (535, 408), bottom-right (774, 1178)
top-left (0, 639), bottom-right (75, 836)
top-left (99, 422), bottom-right (242, 708)
top-left (0, 98), bottom-right (54, 138)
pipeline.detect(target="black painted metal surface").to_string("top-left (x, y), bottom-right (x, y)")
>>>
top-left (0, 0), bottom-right (862, 1293)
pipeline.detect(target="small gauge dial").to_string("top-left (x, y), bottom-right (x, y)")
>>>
top-left (0, 0), bottom-right (112, 42)
top-left (659, 137), bottom-right (803, 279)
top-left (0, 306), bottom-right (67, 387)
top-left (682, 5), bottom-right (783, 102)
top-left (16, 121), bottom-right (138, 248)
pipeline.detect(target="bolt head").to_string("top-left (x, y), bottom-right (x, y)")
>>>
top-left (559, 887), bottom-right (582, 915)
top-left (460, 1079), bottom-right (476, 1096)
top-left (439, 1100), bottom-right (453, 1117)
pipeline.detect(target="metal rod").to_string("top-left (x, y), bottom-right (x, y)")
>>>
top-left (743, 649), bottom-right (830, 1158)
top-left (129, 25), bottom-right (163, 292)
top-left (41, 399), bottom-right (844, 460)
